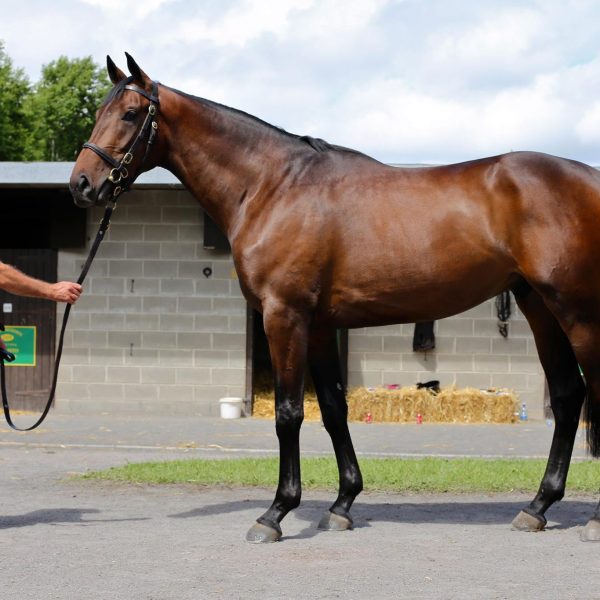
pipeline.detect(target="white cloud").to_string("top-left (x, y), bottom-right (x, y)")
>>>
top-left (171, 0), bottom-right (391, 46)
top-left (576, 103), bottom-right (600, 143)
top-left (3, 0), bottom-right (600, 163)
top-left (175, 0), bottom-right (314, 47)
top-left (79, 0), bottom-right (175, 19)
top-left (292, 0), bottom-right (391, 38)
top-left (433, 8), bottom-right (542, 65)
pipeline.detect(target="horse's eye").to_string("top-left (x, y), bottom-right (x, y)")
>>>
top-left (122, 110), bottom-right (137, 122)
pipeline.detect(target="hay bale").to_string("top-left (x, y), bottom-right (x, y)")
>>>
top-left (253, 389), bottom-right (322, 421)
top-left (252, 385), bottom-right (519, 424)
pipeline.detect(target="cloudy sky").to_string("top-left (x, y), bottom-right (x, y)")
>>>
top-left (3, 0), bottom-right (600, 164)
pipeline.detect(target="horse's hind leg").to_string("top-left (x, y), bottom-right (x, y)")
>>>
top-left (308, 328), bottom-right (363, 531)
top-left (511, 288), bottom-right (586, 532)
top-left (246, 303), bottom-right (308, 543)
top-left (556, 317), bottom-right (600, 540)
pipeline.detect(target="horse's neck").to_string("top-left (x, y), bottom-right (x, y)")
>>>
top-left (160, 87), bottom-right (292, 237)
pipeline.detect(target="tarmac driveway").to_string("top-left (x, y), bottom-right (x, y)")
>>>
top-left (0, 414), bottom-right (598, 599)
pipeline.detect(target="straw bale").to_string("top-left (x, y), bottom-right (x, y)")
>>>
top-left (252, 385), bottom-right (518, 424)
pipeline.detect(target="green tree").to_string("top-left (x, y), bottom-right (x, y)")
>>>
top-left (0, 42), bottom-right (32, 160)
top-left (28, 56), bottom-right (110, 161)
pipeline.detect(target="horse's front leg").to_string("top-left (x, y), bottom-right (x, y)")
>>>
top-left (309, 328), bottom-right (362, 531)
top-left (246, 304), bottom-right (308, 543)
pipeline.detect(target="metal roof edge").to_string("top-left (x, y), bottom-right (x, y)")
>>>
top-left (0, 162), bottom-right (183, 189)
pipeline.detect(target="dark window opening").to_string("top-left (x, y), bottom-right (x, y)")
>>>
top-left (0, 188), bottom-right (86, 249)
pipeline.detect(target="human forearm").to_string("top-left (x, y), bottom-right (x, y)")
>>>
top-left (0, 263), bottom-right (82, 303)
top-left (0, 263), bottom-right (54, 299)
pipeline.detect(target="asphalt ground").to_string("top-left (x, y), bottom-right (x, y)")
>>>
top-left (0, 412), bottom-right (598, 599)
top-left (0, 412), bottom-right (589, 460)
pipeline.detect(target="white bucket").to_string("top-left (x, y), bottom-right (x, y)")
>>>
top-left (219, 397), bottom-right (243, 419)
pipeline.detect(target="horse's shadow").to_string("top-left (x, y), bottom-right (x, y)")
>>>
top-left (169, 498), bottom-right (594, 540)
top-left (0, 508), bottom-right (149, 529)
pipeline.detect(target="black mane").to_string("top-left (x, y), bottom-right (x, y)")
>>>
top-left (169, 86), bottom-right (364, 156)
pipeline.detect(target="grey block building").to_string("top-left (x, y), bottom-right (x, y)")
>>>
top-left (0, 163), bottom-right (546, 419)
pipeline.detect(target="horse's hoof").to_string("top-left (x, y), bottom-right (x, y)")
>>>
top-left (317, 511), bottom-right (353, 531)
top-left (581, 519), bottom-right (600, 542)
top-left (246, 521), bottom-right (282, 543)
top-left (511, 510), bottom-right (546, 532)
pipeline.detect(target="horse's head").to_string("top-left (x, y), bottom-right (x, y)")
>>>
top-left (70, 53), bottom-right (161, 208)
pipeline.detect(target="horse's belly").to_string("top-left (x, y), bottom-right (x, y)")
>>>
top-left (323, 260), bottom-right (514, 328)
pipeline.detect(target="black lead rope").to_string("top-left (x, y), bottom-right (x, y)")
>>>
top-left (0, 201), bottom-right (117, 431)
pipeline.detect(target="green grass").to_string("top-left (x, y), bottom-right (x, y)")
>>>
top-left (80, 457), bottom-right (600, 493)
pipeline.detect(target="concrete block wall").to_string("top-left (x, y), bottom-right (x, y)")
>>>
top-left (56, 189), bottom-right (247, 415)
top-left (55, 186), bottom-right (546, 418)
top-left (347, 302), bottom-right (546, 419)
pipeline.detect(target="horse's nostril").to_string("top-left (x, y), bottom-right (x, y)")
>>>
top-left (77, 174), bottom-right (91, 194)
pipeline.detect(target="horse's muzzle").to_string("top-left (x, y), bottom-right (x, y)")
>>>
top-left (70, 173), bottom-right (95, 208)
top-left (69, 174), bottom-right (113, 208)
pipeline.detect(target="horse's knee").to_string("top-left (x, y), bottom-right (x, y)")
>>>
top-left (275, 415), bottom-right (303, 440)
top-left (274, 397), bottom-right (304, 436)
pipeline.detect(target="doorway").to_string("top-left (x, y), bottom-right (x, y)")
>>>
top-left (245, 307), bottom-right (348, 414)
top-left (0, 249), bottom-right (57, 411)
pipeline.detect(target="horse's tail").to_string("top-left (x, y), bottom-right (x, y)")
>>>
top-left (584, 389), bottom-right (600, 457)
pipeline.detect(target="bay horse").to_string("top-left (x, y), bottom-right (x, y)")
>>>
top-left (70, 54), bottom-right (600, 543)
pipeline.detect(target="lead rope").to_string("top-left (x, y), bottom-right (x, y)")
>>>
top-left (0, 200), bottom-right (117, 431)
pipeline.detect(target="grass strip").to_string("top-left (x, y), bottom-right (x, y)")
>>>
top-left (80, 457), bottom-right (600, 493)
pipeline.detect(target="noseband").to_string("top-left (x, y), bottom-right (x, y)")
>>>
top-left (82, 80), bottom-right (160, 199)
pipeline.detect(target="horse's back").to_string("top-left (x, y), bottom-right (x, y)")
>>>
top-left (316, 151), bottom-right (600, 325)
top-left (236, 149), bottom-right (600, 325)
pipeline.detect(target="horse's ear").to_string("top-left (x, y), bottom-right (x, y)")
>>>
top-left (106, 55), bottom-right (126, 85)
top-left (125, 52), bottom-right (150, 86)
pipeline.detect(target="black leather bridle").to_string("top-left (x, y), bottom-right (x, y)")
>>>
top-left (82, 80), bottom-right (160, 199)
top-left (0, 81), bottom-right (160, 431)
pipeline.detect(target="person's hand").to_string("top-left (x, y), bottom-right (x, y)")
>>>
top-left (49, 282), bottom-right (83, 304)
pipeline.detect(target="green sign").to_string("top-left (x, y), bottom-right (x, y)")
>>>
top-left (1, 326), bottom-right (36, 367)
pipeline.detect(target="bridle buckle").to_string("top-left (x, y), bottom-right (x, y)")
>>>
top-left (108, 168), bottom-right (122, 184)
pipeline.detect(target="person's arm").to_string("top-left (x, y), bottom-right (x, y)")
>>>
top-left (0, 263), bottom-right (82, 304)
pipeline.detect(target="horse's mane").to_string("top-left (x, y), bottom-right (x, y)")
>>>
top-left (169, 87), bottom-right (364, 156)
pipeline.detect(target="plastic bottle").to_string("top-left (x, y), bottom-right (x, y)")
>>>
top-left (519, 402), bottom-right (528, 421)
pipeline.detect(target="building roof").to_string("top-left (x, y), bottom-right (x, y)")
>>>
top-left (0, 161), bottom-right (447, 191)
top-left (0, 162), bottom-right (183, 189)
